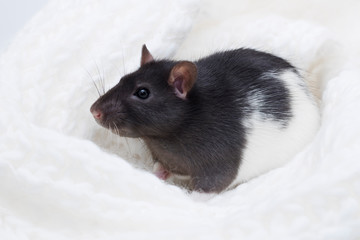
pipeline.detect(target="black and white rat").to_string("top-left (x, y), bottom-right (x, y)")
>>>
top-left (90, 45), bottom-right (319, 193)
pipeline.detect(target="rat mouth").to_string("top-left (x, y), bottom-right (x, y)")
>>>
top-left (107, 122), bottom-right (121, 134)
top-left (90, 108), bottom-right (141, 138)
top-left (106, 121), bottom-right (126, 135)
top-left (106, 121), bottom-right (140, 138)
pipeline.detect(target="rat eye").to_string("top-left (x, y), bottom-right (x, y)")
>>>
top-left (135, 88), bottom-right (150, 99)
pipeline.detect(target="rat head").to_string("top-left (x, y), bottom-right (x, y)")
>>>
top-left (90, 45), bottom-right (197, 137)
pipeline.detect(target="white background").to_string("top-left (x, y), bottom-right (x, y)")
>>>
top-left (0, 0), bottom-right (49, 53)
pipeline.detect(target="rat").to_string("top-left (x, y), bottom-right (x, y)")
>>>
top-left (90, 44), bottom-right (319, 193)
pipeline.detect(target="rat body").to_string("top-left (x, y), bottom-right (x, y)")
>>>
top-left (90, 45), bottom-right (319, 193)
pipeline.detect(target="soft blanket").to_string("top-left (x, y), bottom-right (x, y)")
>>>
top-left (1, 0), bottom-right (360, 239)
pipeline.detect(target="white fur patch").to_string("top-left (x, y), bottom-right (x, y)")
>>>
top-left (231, 70), bottom-right (320, 187)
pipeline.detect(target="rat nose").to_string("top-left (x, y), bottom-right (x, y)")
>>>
top-left (91, 109), bottom-right (102, 120)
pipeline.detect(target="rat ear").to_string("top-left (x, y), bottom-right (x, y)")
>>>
top-left (168, 61), bottom-right (197, 100)
top-left (141, 44), bottom-right (154, 66)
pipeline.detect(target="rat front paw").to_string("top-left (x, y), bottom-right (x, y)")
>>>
top-left (153, 162), bottom-right (170, 180)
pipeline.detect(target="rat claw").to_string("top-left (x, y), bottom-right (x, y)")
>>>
top-left (153, 162), bottom-right (170, 180)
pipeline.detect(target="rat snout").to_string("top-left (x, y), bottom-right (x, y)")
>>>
top-left (90, 104), bottom-right (103, 120)
top-left (91, 109), bottom-right (102, 120)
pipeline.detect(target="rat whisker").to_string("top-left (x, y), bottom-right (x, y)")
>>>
top-left (124, 136), bottom-right (132, 156)
top-left (121, 45), bottom-right (126, 75)
top-left (93, 80), bottom-right (101, 97)
top-left (84, 68), bottom-right (101, 97)
top-left (115, 93), bottom-right (122, 109)
top-left (102, 65), bottom-right (106, 95)
top-left (95, 62), bottom-right (106, 95)
top-left (111, 61), bottom-right (124, 84)
top-left (112, 121), bottom-right (133, 157)
top-left (105, 125), bottom-right (112, 142)
top-left (114, 122), bottom-right (120, 136)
